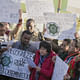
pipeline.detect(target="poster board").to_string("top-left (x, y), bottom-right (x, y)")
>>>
top-left (44, 13), bottom-right (76, 40)
top-left (0, 48), bottom-right (35, 80)
top-left (0, 0), bottom-right (20, 23)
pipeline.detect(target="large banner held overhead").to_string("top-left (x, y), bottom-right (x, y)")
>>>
top-left (44, 13), bottom-right (76, 40)
top-left (52, 56), bottom-right (69, 80)
top-left (0, 0), bottom-right (20, 23)
top-left (0, 48), bottom-right (35, 80)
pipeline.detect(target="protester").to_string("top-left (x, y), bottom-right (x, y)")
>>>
top-left (12, 30), bottom-right (37, 53)
top-left (0, 30), bottom-right (37, 80)
top-left (64, 55), bottom-right (80, 80)
top-left (74, 32), bottom-right (80, 49)
top-left (58, 39), bottom-right (71, 60)
top-left (0, 9), bottom-right (22, 56)
top-left (29, 41), bottom-right (56, 80)
top-left (70, 61), bottom-right (80, 80)
top-left (0, 23), bottom-right (8, 41)
top-left (26, 18), bottom-right (44, 41)
top-left (65, 40), bottom-right (80, 64)
top-left (26, 18), bottom-right (35, 33)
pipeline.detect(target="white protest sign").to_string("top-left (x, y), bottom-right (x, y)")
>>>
top-left (0, 0), bottom-right (20, 23)
top-left (26, 0), bottom-right (54, 23)
top-left (52, 56), bottom-right (69, 80)
top-left (0, 48), bottom-right (35, 80)
top-left (44, 13), bottom-right (76, 40)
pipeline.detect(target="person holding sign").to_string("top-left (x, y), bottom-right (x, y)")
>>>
top-left (26, 18), bottom-right (35, 33)
top-left (0, 9), bottom-right (22, 53)
top-left (29, 41), bottom-right (56, 80)
top-left (1, 9), bottom-right (22, 40)
top-left (26, 18), bottom-right (44, 41)
top-left (12, 30), bottom-right (37, 53)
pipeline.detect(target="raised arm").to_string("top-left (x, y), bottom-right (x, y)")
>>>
top-left (9, 9), bottom-right (22, 40)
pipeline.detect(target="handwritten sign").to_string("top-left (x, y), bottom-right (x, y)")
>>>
top-left (0, 48), bottom-right (35, 80)
top-left (0, 0), bottom-right (20, 23)
top-left (52, 56), bottom-right (69, 80)
top-left (44, 13), bottom-right (76, 40)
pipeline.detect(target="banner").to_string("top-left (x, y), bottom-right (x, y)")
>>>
top-left (0, 48), bottom-right (35, 80)
top-left (0, 0), bottom-right (20, 23)
top-left (44, 13), bottom-right (76, 40)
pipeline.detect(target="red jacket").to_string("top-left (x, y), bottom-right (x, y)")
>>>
top-left (30, 50), bottom-right (56, 80)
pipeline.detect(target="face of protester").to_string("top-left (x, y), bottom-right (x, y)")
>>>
top-left (21, 33), bottom-right (32, 45)
top-left (29, 21), bottom-right (35, 32)
top-left (40, 47), bottom-right (48, 56)
top-left (1, 22), bottom-right (10, 31)
top-left (60, 41), bottom-right (69, 51)
top-left (0, 26), bottom-right (6, 36)
top-left (68, 41), bottom-right (75, 53)
top-left (64, 45), bottom-right (69, 51)
top-left (60, 41), bottom-right (67, 49)
top-left (74, 32), bottom-right (79, 39)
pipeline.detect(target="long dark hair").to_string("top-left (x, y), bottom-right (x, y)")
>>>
top-left (39, 41), bottom-right (51, 53)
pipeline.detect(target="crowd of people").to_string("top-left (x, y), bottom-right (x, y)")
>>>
top-left (0, 9), bottom-right (80, 80)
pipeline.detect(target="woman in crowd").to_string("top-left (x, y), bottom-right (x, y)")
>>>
top-left (29, 41), bottom-right (56, 80)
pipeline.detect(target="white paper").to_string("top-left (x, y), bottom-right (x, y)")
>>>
top-left (52, 56), bottom-right (69, 80)
top-left (44, 13), bottom-right (76, 40)
top-left (0, 0), bottom-right (20, 23)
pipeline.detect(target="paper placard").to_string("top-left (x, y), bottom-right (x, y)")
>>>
top-left (44, 13), bottom-right (76, 40)
top-left (0, 0), bottom-right (20, 23)
top-left (52, 56), bottom-right (69, 80)
top-left (0, 48), bottom-right (35, 80)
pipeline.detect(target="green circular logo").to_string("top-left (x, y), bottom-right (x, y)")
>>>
top-left (1, 56), bottom-right (11, 66)
top-left (47, 22), bottom-right (59, 36)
